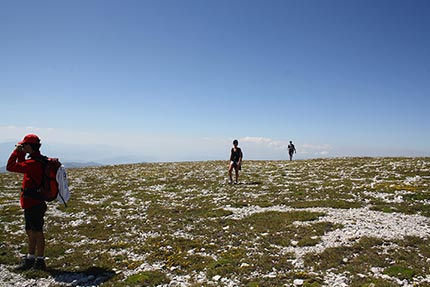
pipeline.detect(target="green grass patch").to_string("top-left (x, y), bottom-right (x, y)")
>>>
top-left (384, 265), bottom-right (415, 280)
top-left (124, 271), bottom-right (170, 286)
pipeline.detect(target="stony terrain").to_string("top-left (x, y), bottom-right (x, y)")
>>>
top-left (1, 157), bottom-right (430, 286)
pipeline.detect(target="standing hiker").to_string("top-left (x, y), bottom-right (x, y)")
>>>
top-left (288, 141), bottom-right (297, 161)
top-left (228, 139), bottom-right (243, 184)
top-left (6, 134), bottom-right (48, 271)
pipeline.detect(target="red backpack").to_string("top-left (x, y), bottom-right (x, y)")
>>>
top-left (25, 156), bottom-right (62, 202)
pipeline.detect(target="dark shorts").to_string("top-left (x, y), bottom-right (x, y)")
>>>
top-left (24, 203), bottom-right (47, 232)
top-left (231, 161), bottom-right (241, 170)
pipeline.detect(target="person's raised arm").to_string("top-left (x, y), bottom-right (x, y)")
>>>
top-left (6, 145), bottom-right (27, 173)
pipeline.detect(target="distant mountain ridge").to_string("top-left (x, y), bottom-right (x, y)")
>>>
top-left (0, 161), bottom-right (104, 173)
top-left (1, 141), bottom-right (152, 173)
top-left (62, 162), bottom-right (104, 168)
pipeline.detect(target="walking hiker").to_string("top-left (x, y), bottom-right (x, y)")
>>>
top-left (288, 141), bottom-right (296, 161)
top-left (6, 134), bottom-right (48, 271)
top-left (228, 139), bottom-right (243, 184)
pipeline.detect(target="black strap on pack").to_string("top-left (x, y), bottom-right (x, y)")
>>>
top-left (22, 156), bottom-right (48, 200)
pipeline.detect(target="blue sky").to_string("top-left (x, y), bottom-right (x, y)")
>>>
top-left (1, 0), bottom-right (429, 163)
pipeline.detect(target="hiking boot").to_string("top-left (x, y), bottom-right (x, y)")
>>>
top-left (15, 257), bottom-right (35, 271)
top-left (33, 258), bottom-right (47, 271)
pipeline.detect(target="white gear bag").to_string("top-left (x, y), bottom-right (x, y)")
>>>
top-left (56, 165), bottom-right (71, 206)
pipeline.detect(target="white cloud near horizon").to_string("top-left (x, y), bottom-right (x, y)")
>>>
top-left (0, 125), bottom-right (353, 162)
top-left (239, 136), bottom-right (333, 157)
top-left (240, 136), bottom-right (288, 150)
top-left (1, 125), bottom-right (105, 145)
top-left (3, 125), bottom-right (428, 162)
top-left (1, 125), bottom-right (229, 162)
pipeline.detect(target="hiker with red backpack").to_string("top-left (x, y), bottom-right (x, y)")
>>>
top-left (6, 134), bottom-right (49, 271)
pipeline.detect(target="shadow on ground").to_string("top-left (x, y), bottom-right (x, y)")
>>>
top-left (19, 266), bottom-right (116, 286)
top-left (51, 266), bottom-right (116, 286)
top-left (227, 181), bottom-right (263, 186)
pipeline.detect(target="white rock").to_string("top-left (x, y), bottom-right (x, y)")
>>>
top-left (265, 272), bottom-right (277, 278)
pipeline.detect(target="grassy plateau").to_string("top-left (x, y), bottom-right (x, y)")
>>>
top-left (1, 157), bottom-right (430, 286)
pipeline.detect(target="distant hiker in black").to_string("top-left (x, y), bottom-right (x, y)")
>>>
top-left (288, 141), bottom-right (296, 161)
top-left (229, 139), bottom-right (243, 184)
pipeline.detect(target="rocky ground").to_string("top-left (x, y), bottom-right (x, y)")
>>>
top-left (0, 157), bottom-right (429, 286)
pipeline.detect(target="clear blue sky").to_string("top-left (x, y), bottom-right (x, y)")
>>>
top-left (1, 0), bottom-right (429, 163)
